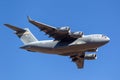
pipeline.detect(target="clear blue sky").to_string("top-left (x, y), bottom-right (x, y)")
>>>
top-left (1, 0), bottom-right (120, 80)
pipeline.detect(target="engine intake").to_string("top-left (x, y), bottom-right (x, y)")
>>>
top-left (69, 31), bottom-right (83, 38)
top-left (57, 27), bottom-right (70, 32)
top-left (84, 54), bottom-right (97, 60)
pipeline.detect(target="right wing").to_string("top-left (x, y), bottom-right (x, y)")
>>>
top-left (70, 52), bottom-right (85, 69)
top-left (27, 16), bottom-right (76, 41)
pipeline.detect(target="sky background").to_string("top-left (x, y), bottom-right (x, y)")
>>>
top-left (0, 0), bottom-right (120, 80)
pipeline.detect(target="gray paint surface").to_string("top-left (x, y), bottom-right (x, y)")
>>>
top-left (4, 18), bottom-right (110, 69)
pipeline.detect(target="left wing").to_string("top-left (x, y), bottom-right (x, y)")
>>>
top-left (27, 16), bottom-right (76, 41)
top-left (70, 52), bottom-right (85, 69)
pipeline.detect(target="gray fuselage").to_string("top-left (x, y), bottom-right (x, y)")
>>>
top-left (20, 34), bottom-right (110, 56)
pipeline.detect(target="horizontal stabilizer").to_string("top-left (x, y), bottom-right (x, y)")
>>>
top-left (4, 24), bottom-right (38, 44)
top-left (4, 24), bottom-right (26, 32)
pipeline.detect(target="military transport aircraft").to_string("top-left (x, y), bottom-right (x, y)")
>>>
top-left (4, 17), bottom-right (110, 69)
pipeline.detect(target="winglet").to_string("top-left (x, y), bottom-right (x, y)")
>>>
top-left (27, 16), bottom-right (33, 22)
top-left (4, 24), bottom-right (26, 32)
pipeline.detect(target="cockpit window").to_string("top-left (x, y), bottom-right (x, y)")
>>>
top-left (102, 35), bottom-right (107, 38)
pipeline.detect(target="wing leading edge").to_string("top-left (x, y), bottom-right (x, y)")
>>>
top-left (27, 16), bottom-right (76, 41)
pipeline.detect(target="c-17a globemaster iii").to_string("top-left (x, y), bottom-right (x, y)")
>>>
top-left (4, 17), bottom-right (110, 69)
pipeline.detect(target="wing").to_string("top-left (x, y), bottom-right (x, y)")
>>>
top-left (27, 16), bottom-right (76, 41)
top-left (70, 52), bottom-right (85, 69)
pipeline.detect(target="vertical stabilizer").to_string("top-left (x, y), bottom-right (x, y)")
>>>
top-left (4, 24), bottom-right (38, 44)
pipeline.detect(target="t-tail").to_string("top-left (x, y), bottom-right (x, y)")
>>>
top-left (4, 24), bottom-right (38, 44)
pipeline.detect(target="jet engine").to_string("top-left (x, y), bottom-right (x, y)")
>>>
top-left (57, 27), bottom-right (70, 32)
top-left (84, 54), bottom-right (97, 60)
top-left (87, 48), bottom-right (98, 52)
top-left (69, 31), bottom-right (83, 38)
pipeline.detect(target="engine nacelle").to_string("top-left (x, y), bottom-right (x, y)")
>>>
top-left (84, 54), bottom-right (97, 60)
top-left (57, 26), bottom-right (70, 32)
top-left (69, 31), bottom-right (83, 38)
top-left (87, 48), bottom-right (98, 52)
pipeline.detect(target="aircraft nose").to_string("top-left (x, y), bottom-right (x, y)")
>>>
top-left (106, 36), bottom-right (110, 42)
top-left (103, 36), bottom-right (110, 43)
